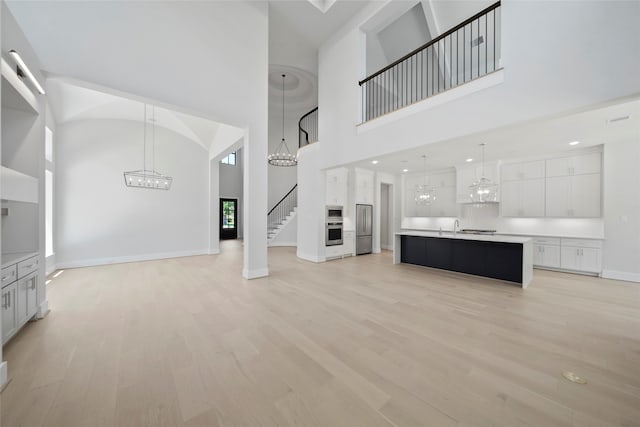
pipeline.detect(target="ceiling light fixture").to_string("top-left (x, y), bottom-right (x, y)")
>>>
top-left (415, 154), bottom-right (436, 206)
top-left (124, 104), bottom-right (173, 190)
top-left (268, 74), bottom-right (297, 167)
top-left (9, 50), bottom-right (46, 95)
top-left (469, 143), bottom-right (498, 203)
top-left (402, 169), bottom-right (409, 173)
top-left (371, 160), bottom-right (379, 165)
top-left (466, 158), bottom-right (474, 162)
top-left (569, 141), bottom-right (581, 146)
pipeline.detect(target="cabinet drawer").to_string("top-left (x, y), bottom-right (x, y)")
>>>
top-left (17, 256), bottom-right (39, 279)
top-left (561, 238), bottom-right (602, 249)
top-left (533, 237), bottom-right (560, 246)
top-left (1, 265), bottom-right (18, 287)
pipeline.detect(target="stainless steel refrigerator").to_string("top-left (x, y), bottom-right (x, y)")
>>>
top-left (356, 204), bottom-right (373, 255)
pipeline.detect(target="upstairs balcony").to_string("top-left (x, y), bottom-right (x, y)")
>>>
top-left (359, 1), bottom-right (501, 123)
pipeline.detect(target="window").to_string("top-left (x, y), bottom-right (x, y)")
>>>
top-left (222, 200), bottom-right (236, 229)
top-left (220, 151), bottom-right (236, 165)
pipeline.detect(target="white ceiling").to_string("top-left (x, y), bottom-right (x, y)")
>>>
top-left (350, 97), bottom-right (640, 174)
top-left (47, 78), bottom-right (237, 152)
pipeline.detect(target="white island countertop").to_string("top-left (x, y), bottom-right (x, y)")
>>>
top-left (395, 230), bottom-right (532, 244)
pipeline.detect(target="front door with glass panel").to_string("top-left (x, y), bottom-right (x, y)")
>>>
top-left (220, 198), bottom-right (238, 240)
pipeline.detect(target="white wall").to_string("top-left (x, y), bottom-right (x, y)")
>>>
top-left (296, 142), bottom-right (326, 262)
top-left (55, 119), bottom-right (209, 267)
top-left (318, 1), bottom-right (640, 168)
top-left (219, 148), bottom-right (243, 239)
top-left (8, 0), bottom-right (270, 279)
top-left (268, 107), bottom-right (302, 210)
top-left (602, 139), bottom-right (640, 282)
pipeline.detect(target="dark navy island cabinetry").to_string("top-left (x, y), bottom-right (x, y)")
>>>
top-left (395, 231), bottom-right (533, 287)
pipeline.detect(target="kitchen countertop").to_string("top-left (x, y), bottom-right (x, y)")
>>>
top-left (400, 228), bottom-right (604, 240)
top-left (2, 251), bottom-right (39, 269)
top-left (396, 230), bottom-right (532, 244)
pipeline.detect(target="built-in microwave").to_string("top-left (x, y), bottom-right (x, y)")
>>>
top-left (326, 205), bottom-right (343, 221)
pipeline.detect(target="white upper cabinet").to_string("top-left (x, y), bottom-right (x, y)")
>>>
top-left (501, 160), bottom-right (545, 181)
top-left (355, 168), bottom-right (374, 205)
top-left (325, 168), bottom-right (348, 207)
top-left (546, 152), bottom-right (601, 177)
top-left (546, 173), bottom-right (601, 217)
top-left (501, 178), bottom-right (545, 217)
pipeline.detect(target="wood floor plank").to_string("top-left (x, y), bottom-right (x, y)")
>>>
top-left (2, 241), bottom-right (639, 426)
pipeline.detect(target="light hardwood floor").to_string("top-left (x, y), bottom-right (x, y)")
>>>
top-left (1, 241), bottom-right (639, 427)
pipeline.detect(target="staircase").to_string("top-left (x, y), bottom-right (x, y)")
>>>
top-left (268, 184), bottom-right (297, 245)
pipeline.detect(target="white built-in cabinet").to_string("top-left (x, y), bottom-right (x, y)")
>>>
top-left (455, 161), bottom-right (500, 203)
top-left (501, 160), bottom-right (545, 217)
top-left (355, 169), bottom-right (375, 205)
top-left (560, 239), bottom-right (602, 273)
top-left (532, 238), bottom-right (561, 269)
top-left (545, 152), bottom-right (601, 218)
top-left (343, 231), bottom-right (355, 257)
top-left (2, 254), bottom-right (39, 344)
top-left (500, 151), bottom-right (602, 218)
top-left (531, 237), bottom-right (602, 274)
top-left (325, 168), bottom-right (348, 207)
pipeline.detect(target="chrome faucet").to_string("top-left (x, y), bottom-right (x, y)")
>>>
top-left (453, 219), bottom-right (460, 236)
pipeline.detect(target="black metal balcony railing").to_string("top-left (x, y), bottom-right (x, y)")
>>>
top-left (298, 107), bottom-right (318, 148)
top-left (359, 1), bottom-right (501, 122)
top-left (267, 184), bottom-right (297, 238)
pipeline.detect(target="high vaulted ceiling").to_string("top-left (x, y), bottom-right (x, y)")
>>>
top-left (47, 78), bottom-right (243, 153)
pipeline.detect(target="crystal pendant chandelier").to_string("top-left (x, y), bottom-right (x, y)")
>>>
top-left (469, 143), bottom-right (498, 203)
top-left (267, 74), bottom-right (297, 167)
top-left (124, 104), bottom-right (173, 190)
top-left (415, 154), bottom-right (436, 205)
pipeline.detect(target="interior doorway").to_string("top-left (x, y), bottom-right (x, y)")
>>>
top-left (220, 198), bottom-right (238, 240)
top-left (380, 183), bottom-right (393, 250)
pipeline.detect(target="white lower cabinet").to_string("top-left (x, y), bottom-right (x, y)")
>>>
top-left (561, 246), bottom-right (601, 273)
top-left (2, 283), bottom-right (17, 341)
top-left (343, 231), bottom-right (355, 257)
top-left (2, 254), bottom-right (39, 344)
top-left (534, 245), bottom-right (561, 268)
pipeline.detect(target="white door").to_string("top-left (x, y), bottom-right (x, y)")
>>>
top-left (572, 152), bottom-right (601, 175)
top-left (546, 157), bottom-right (571, 177)
top-left (541, 245), bottom-right (561, 268)
top-left (17, 275), bottom-right (29, 325)
top-left (2, 283), bottom-right (17, 341)
top-left (561, 247), bottom-right (580, 270)
top-left (579, 248), bottom-right (601, 273)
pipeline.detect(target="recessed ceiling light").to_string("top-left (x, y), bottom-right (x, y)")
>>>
top-left (402, 168), bottom-right (409, 173)
top-left (466, 158), bottom-right (474, 162)
top-left (569, 141), bottom-right (581, 146)
top-left (371, 160), bottom-right (379, 165)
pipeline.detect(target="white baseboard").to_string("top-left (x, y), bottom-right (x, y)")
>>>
top-left (56, 250), bottom-right (210, 269)
top-left (37, 300), bottom-right (50, 319)
top-left (208, 249), bottom-right (220, 255)
top-left (296, 251), bottom-right (325, 263)
top-left (381, 244), bottom-right (393, 251)
top-left (0, 361), bottom-right (7, 390)
top-left (242, 267), bottom-right (269, 279)
top-left (268, 241), bottom-right (297, 247)
top-left (601, 269), bottom-right (640, 283)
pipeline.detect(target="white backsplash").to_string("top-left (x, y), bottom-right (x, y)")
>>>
top-left (402, 203), bottom-right (604, 238)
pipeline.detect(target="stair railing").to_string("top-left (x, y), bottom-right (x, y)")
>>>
top-left (267, 184), bottom-right (298, 235)
top-left (358, 1), bottom-right (501, 122)
top-left (298, 107), bottom-right (318, 148)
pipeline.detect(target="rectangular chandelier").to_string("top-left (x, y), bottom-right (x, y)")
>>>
top-left (124, 170), bottom-right (172, 190)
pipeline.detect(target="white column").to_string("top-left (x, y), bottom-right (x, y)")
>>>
top-left (242, 126), bottom-right (269, 279)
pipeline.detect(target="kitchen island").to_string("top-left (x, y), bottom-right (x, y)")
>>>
top-left (394, 231), bottom-right (533, 287)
